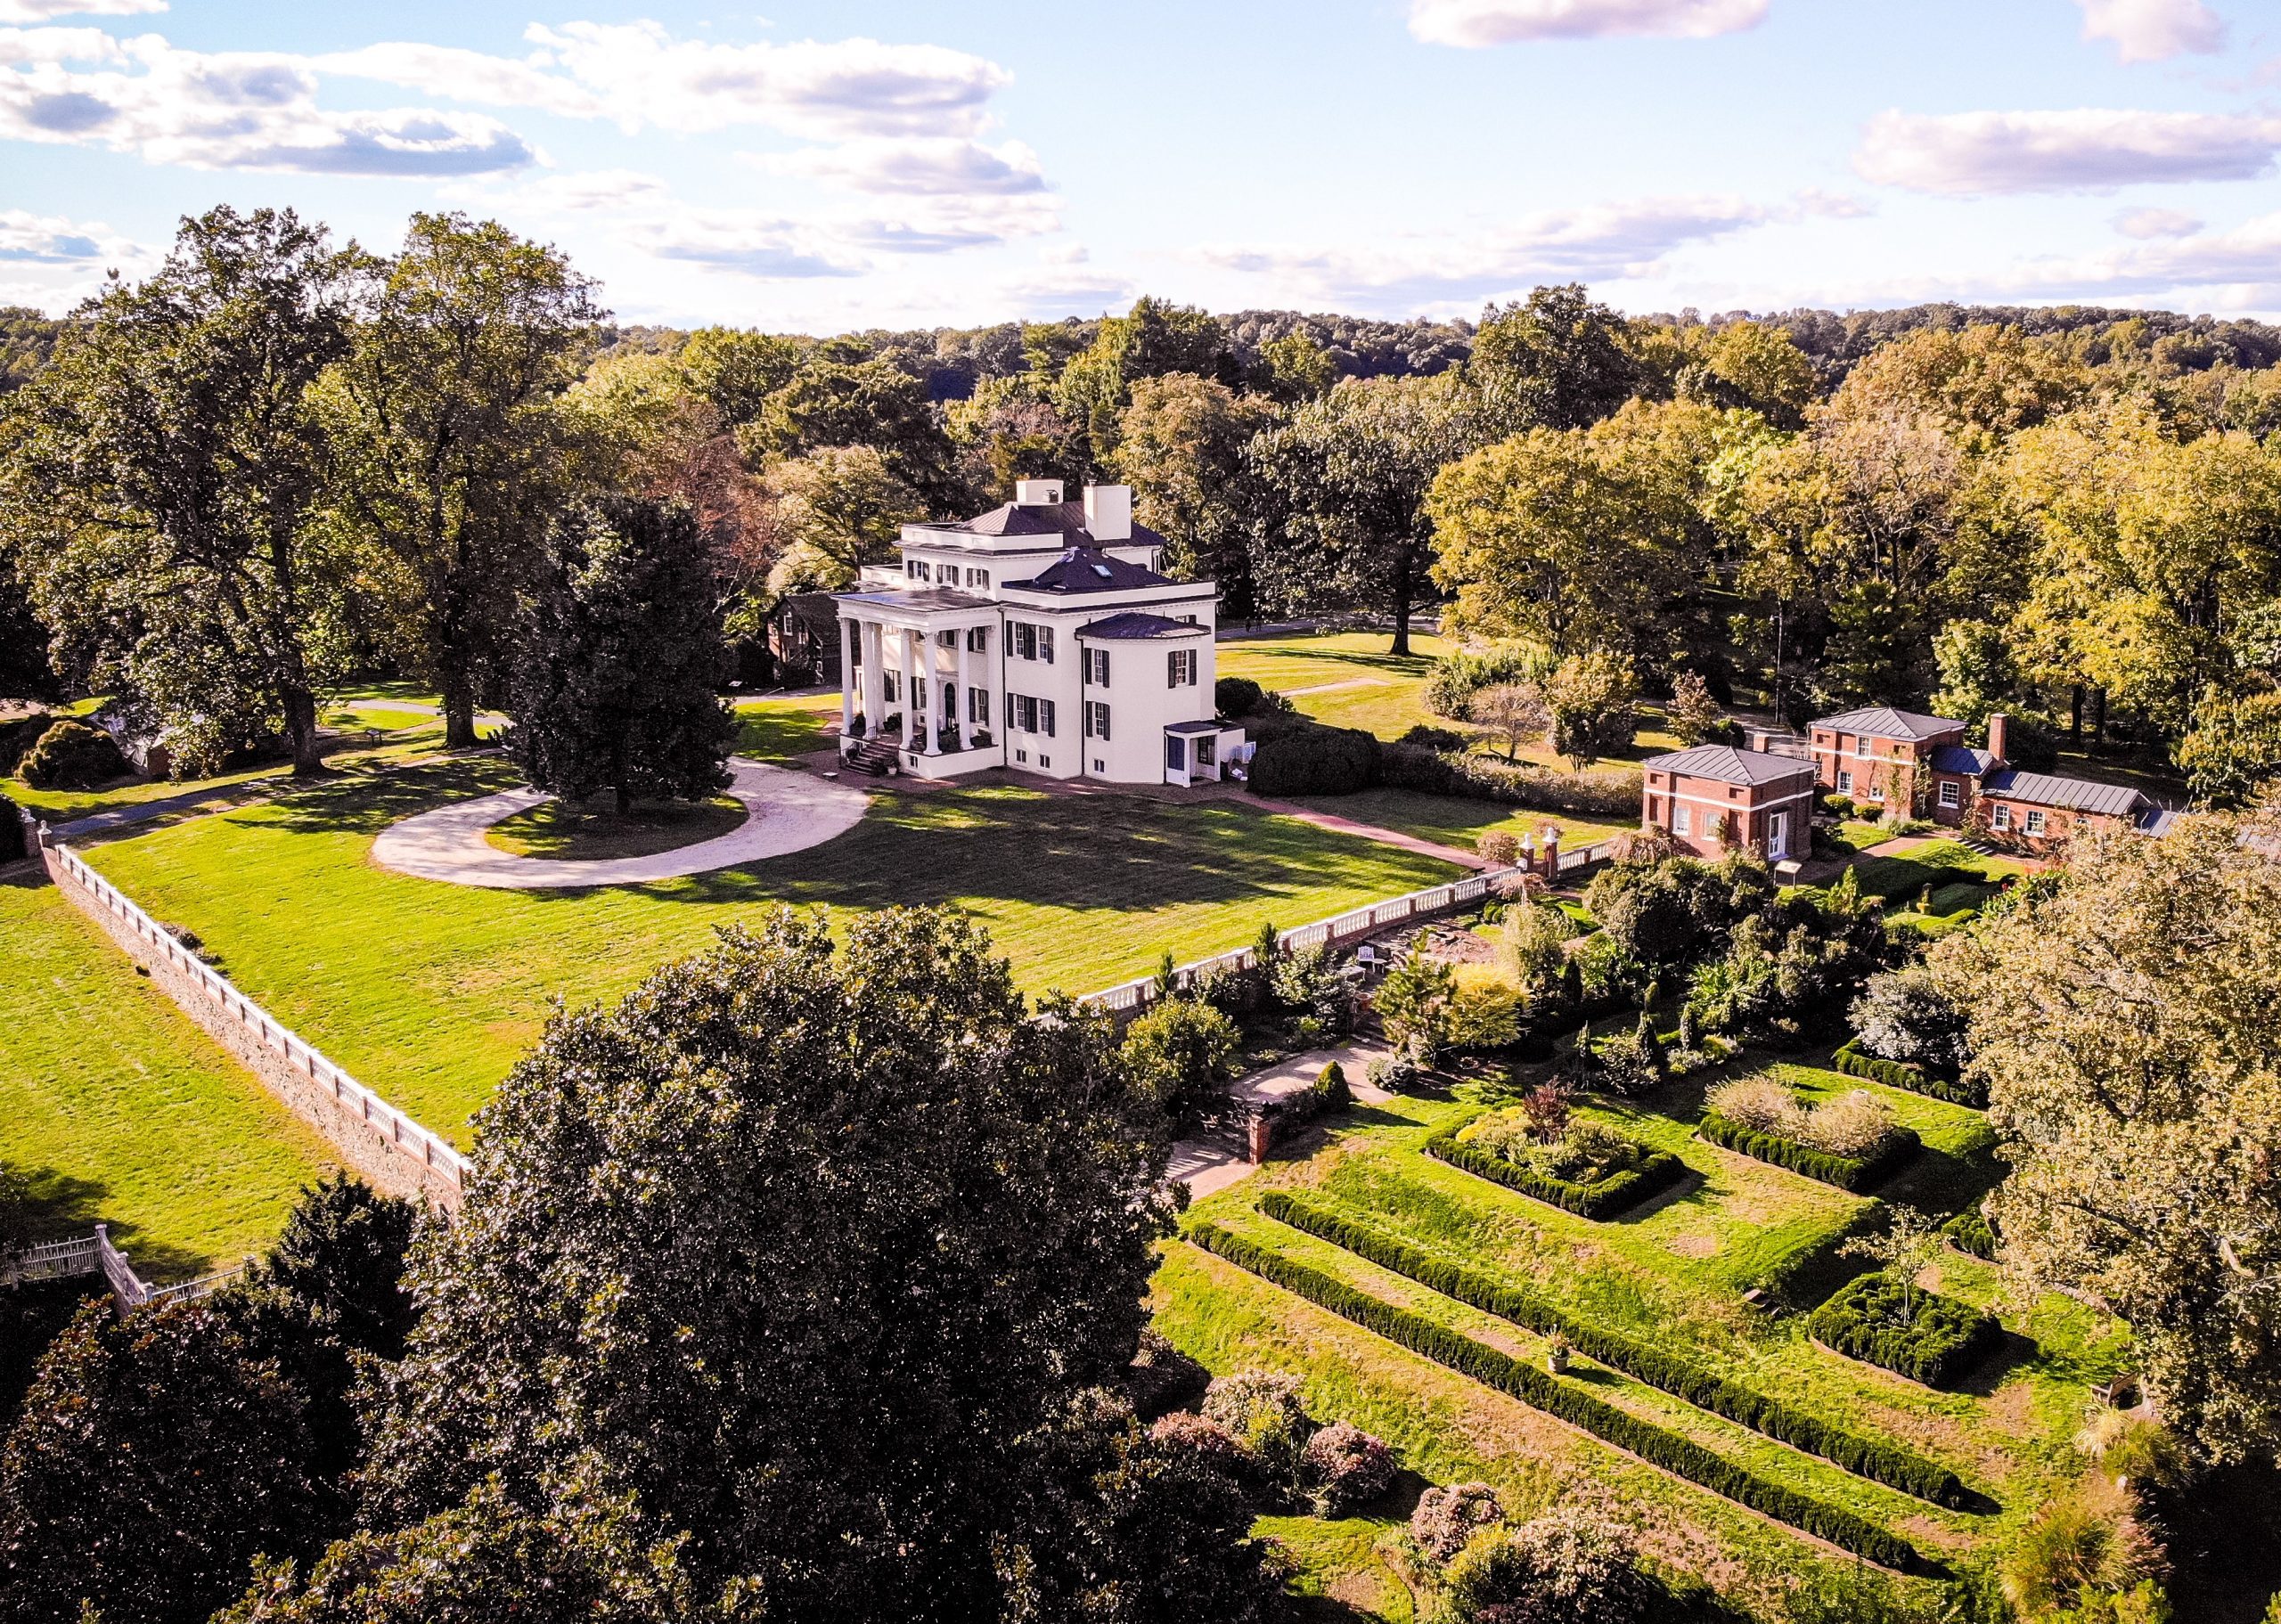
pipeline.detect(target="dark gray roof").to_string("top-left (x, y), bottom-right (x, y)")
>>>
top-left (916, 500), bottom-right (1168, 550)
top-left (1981, 769), bottom-right (2148, 817)
top-left (1165, 719), bottom-right (1224, 735)
top-left (1006, 547), bottom-right (1174, 596)
top-left (1814, 706), bottom-right (1963, 741)
top-left (1643, 744), bottom-right (1819, 788)
top-left (1077, 611), bottom-right (1206, 641)
top-left (1928, 744), bottom-right (1998, 776)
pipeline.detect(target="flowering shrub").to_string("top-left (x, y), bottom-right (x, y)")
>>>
top-left (1410, 1481), bottom-right (1503, 1563)
top-left (1301, 1420), bottom-right (1394, 1514)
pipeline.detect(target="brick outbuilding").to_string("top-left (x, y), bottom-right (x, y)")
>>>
top-left (1639, 745), bottom-right (1817, 861)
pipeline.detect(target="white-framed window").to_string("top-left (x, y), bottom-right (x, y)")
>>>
top-left (967, 567), bottom-right (987, 587)
top-left (1167, 649), bottom-right (1197, 687)
top-left (913, 560), bottom-right (932, 582)
top-left (1087, 648), bottom-right (1110, 685)
top-left (1038, 626), bottom-right (1055, 665)
top-left (936, 628), bottom-right (958, 648)
top-left (966, 625), bottom-right (987, 652)
top-left (1939, 781), bottom-right (1960, 809)
top-left (969, 687), bottom-right (989, 723)
top-left (1013, 623), bottom-right (1036, 660)
top-left (1835, 770), bottom-right (1853, 795)
top-left (1673, 804), bottom-right (1692, 836)
top-left (2025, 809), bottom-right (2047, 836)
top-left (1010, 693), bottom-right (1036, 732)
top-left (884, 672), bottom-right (901, 703)
top-left (1084, 700), bottom-right (1111, 740)
top-left (1040, 698), bottom-right (1056, 736)
top-left (1991, 805), bottom-right (2012, 832)
top-left (1865, 780), bottom-right (1885, 803)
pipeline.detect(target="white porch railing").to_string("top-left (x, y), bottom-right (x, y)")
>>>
top-left (2, 1224), bottom-right (242, 1311)
top-left (36, 828), bottom-right (466, 1196)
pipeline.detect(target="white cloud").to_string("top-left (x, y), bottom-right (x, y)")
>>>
top-left (2113, 205), bottom-right (2203, 237)
top-left (1998, 211), bottom-right (2281, 301)
top-left (2073, 0), bottom-right (2224, 64)
top-left (0, 0), bottom-right (162, 19)
top-left (1409, 0), bottom-right (1765, 46)
top-left (1202, 193), bottom-right (1780, 306)
top-left (446, 167), bottom-right (668, 213)
top-left (1855, 108), bottom-right (2281, 194)
top-left (0, 29), bottom-right (536, 174)
top-left (323, 22), bottom-right (1011, 141)
top-left (747, 136), bottom-right (1046, 196)
top-left (642, 210), bottom-right (865, 280)
top-left (0, 205), bottom-right (136, 263)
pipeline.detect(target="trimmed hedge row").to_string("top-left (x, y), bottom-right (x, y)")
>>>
top-left (1696, 1112), bottom-right (1919, 1192)
top-left (1808, 1273), bottom-right (2002, 1389)
top-left (1184, 1220), bottom-right (1921, 1571)
top-left (1257, 1191), bottom-right (1970, 1508)
top-left (1423, 1122), bottom-right (1687, 1220)
top-left (1941, 1207), bottom-right (1996, 1261)
top-left (1832, 1040), bottom-right (1987, 1108)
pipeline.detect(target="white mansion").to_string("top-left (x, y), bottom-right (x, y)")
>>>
top-left (831, 480), bottom-right (1247, 786)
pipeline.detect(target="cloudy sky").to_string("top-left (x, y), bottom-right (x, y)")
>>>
top-left (4, 0), bottom-right (2281, 331)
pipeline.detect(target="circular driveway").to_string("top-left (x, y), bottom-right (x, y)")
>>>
top-left (370, 758), bottom-right (869, 889)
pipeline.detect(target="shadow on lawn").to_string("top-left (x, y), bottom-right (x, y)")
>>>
top-left (254, 757), bottom-right (517, 837)
top-left (9, 1165), bottom-right (211, 1284)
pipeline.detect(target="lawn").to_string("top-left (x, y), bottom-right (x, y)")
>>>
top-left (90, 761), bottom-right (1459, 1139)
top-left (1150, 1056), bottom-right (2128, 1612)
top-left (1845, 839), bottom-right (2028, 905)
top-left (487, 796), bottom-right (748, 860)
top-left (0, 873), bottom-right (336, 1278)
top-left (733, 690), bottom-right (841, 760)
top-left (1280, 786), bottom-right (1633, 857)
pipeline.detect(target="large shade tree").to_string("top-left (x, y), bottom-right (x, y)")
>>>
top-left (1926, 804), bottom-right (2281, 1462)
top-left (347, 907), bottom-right (1197, 1621)
top-left (322, 212), bottom-right (601, 748)
top-left (1249, 372), bottom-right (1476, 655)
top-left (1114, 373), bottom-right (1279, 617)
top-left (506, 496), bottom-right (738, 814)
top-left (0, 206), bottom-right (358, 774)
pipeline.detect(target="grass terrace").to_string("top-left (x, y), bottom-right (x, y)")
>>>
top-left (89, 754), bottom-right (1458, 1139)
top-left (1150, 1056), bottom-right (2127, 1612)
top-left (0, 873), bottom-right (336, 1277)
top-left (1279, 786), bottom-right (1634, 858)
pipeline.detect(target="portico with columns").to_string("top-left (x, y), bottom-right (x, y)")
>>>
top-left (835, 590), bottom-right (1005, 779)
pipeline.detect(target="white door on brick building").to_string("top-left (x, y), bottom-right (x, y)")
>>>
top-left (1769, 811), bottom-right (1790, 858)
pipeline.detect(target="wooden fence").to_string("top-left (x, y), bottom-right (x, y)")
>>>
top-left (31, 820), bottom-right (467, 1201)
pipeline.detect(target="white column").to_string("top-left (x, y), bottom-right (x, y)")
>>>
top-left (958, 626), bottom-right (977, 750)
top-left (860, 619), bottom-right (885, 737)
top-left (902, 628), bottom-right (927, 754)
top-left (837, 616), bottom-right (855, 737)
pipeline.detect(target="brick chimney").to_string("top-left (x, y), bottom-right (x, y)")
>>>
top-left (1986, 712), bottom-right (2010, 765)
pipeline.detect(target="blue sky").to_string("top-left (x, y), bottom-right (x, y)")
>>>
top-left (5, 0), bottom-right (2281, 331)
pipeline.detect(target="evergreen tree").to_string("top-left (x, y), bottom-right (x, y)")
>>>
top-left (507, 496), bottom-right (737, 815)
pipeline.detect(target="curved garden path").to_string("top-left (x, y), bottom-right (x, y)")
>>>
top-left (370, 757), bottom-right (868, 889)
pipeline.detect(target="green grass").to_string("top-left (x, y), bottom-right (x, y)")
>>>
top-left (1255, 1512), bottom-right (1417, 1621)
top-left (1280, 786), bottom-right (1633, 857)
top-left (1150, 1056), bottom-right (2128, 1610)
top-left (1846, 839), bottom-right (2026, 904)
top-left (91, 763), bottom-right (1458, 1139)
top-left (486, 796), bottom-right (748, 860)
top-left (734, 691), bottom-right (841, 761)
top-left (0, 874), bottom-right (336, 1277)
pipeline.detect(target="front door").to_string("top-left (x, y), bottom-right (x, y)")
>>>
top-left (1769, 811), bottom-right (1789, 858)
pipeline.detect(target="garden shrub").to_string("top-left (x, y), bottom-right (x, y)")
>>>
top-left (1476, 829), bottom-right (1520, 866)
top-left (1409, 1481), bottom-right (1503, 1563)
top-left (1184, 1220), bottom-right (1924, 1569)
top-left (1823, 793), bottom-right (1857, 820)
top-left (1301, 1419), bottom-right (1394, 1514)
top-left (1808, 1271), bottom-right (2002, 1387)
top-left (1425, 1118), bottom-right (1686, 1220)
top-left (1257, 1191), bottom-right (1970, 1508)
top-left (1442, 976), bottom-right (1523, 1053)
top-left (1365, 1049), bottom-right (1426, 1094)
top-left (1246, 721), bottom-right (1381, 796)
top-left (1941, 1206), bottom-right (1996, 1261)
top-left (0, 794), bottom-right (23, 863)
top-left (1214, 675), bottom-right (1266, 718)
top-left (1439, 1506), bottom-right (1672, 1624)
top-left (1312, 1061), bottom-right (1350, 1111)
top-left (0, 711), bottom-right (53, 775)
top-left (1271, 946), bottom-right (1353, 1039)
top-left (1849, 966), bottom-right (1974, 1081)
top-left (1833, 1038), bottom-right (1987, 1107)
top-left (1400, 722), bottom-right (1466, 752)
top-left (1121, 999), bottom-right (1241, 1118)
top-left (1201, 1369), bottom-right (1311, 1483)
top-left (18, 720), bottom-right (127, 790)
top-left (1697, 1107), bottom-right (1920, 1191)
top-left (1426, 645), bottom-right (1549, 719)
top-left (1149, 1409), bottom-right (1247, 1469)
top-left (1999, 1480), bottom-right (2167, 1621)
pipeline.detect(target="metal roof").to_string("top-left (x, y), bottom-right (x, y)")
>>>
top-left (830, 587), bottom-right (993, 615)
top-left (913, 500), bottom-right (1169, 550)
top-left (1077, 611), bottom-right (1206, 641)
top-left (1813, 706), bottom-right (1963, 741)
top-left (1006, 547), bottom-right (1175, 595)
top-left (1643, 744), bottom-right (1819, 788)
top-left (1981, 768), bottom-right (2149, 817)
top-left (1927, 744), bottom-right (1998, 776)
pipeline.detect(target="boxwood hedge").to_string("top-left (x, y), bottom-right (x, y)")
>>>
top-left (1257, 1190), bottom-right (1970, 1508)
top-left (1941, 1207), bottom-right (1996, 1261)
top-left (1696, 1111), bottom-right (1919, 1192)
top-left (1833, 1039), bottom-right (1987, 1108)
top-left (1808, 1272), bottom-right (2002, 1388)
top-left (1423, 1122), bottom-right (1687, 1219)
top-left (1184, 1220), bottom-right (1922, 1571)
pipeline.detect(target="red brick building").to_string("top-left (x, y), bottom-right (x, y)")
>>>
top-left (1639, 745), bottom-right (1817, 861)
top-left (1807, 706), bottom-right (1972, 818)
